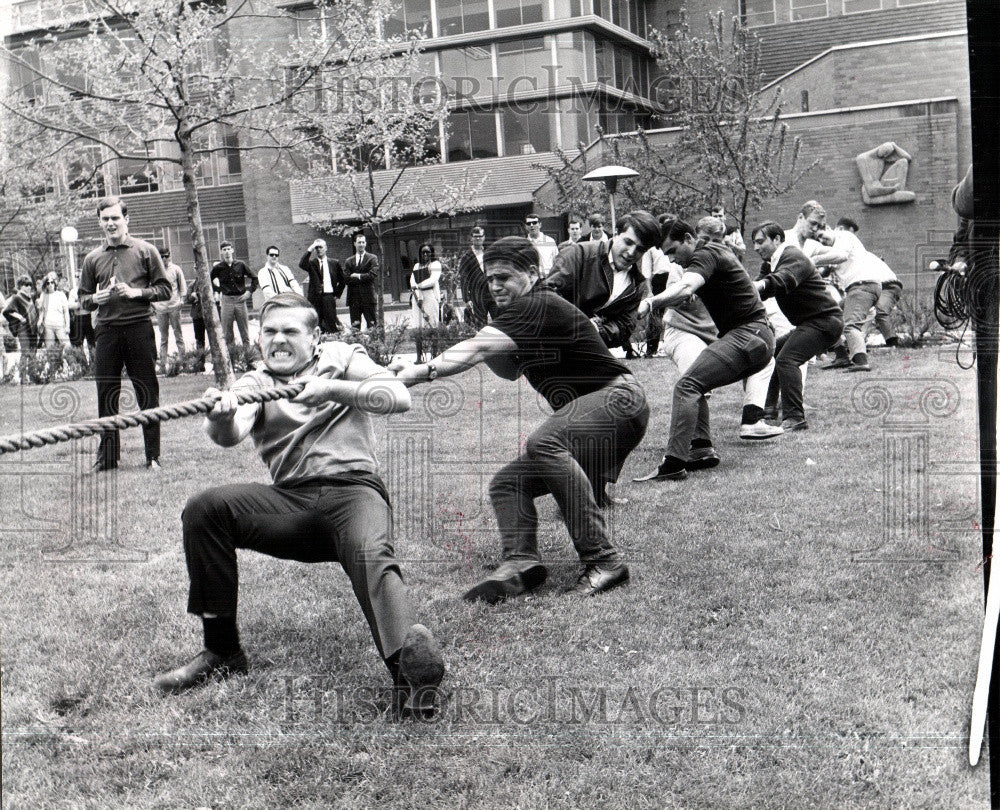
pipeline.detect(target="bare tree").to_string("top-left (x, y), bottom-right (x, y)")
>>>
top-left (1, 0), bottom-right (421, 385)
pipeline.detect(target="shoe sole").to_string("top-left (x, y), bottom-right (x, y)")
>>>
top-left (740, 430), bottom-right (783, 440)
top-left (462, 564), bottom-right (547, 604)
top-left (399, 624), bottom-right (445, 712)
top-left (782, 424), bottom-right (809, 432)
top-left (633, 467), bottom-right (688, 481)
top-left (845, 366), bottom-right (872, 372)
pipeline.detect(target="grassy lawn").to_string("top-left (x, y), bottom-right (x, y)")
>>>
top-left (0, 343), bottom-right (989, 808)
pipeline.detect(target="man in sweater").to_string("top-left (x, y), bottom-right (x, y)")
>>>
top-left (78, 197), bottom-right (171, 470)
top-left (154, 293), bottom-right (445, 716)
top-left (211, 241), bottom-right (258, 350)
top-left (751, 222), bottom-right (844, 431)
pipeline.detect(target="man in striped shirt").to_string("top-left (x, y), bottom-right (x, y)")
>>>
top-left (257, 245), bottom-right (303, 301)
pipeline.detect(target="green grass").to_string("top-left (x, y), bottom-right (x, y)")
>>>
top-left (0, 345), bottom-right (989, 808)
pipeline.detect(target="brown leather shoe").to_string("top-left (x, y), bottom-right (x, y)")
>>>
top-left (154, 649), bottom-right (248, 694)
top-left (569, 563), bottom-right (630, 597)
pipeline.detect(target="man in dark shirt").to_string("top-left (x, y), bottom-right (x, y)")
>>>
top-left (210, 241), bottom-right (257, 350)
top-left (79, 197), bottom-right (171, 470)
top-left (394, 237), bottom-right (649, 601)
top-left (637, 219), bottom-right (775, 480)
top-left (457, 226), bottom-right (497, 329)
top-left (751, 222), bottom-right (844, 431)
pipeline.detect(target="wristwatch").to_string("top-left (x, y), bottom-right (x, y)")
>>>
top-left (426, 363), bottom-right (437, 381)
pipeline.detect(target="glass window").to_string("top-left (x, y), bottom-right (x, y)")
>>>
top-left (557, 98), bottom-right (597, 148)
top-left (501, 100), bottom-right (554, 155)
top-left (554, 32), bottom-right (591, 86)
top-left (594, 39), bottom-right (613, 85)
top-left (552, 0), bottom-right (588, 17)
top-left (447, 110), bottom-right (498, 161)
top-left (437, 0), bottom-right (489, 36)
top-left (385, 0), bottom-right (432, 38)
top-left (790, 0), bottom-right (828, 21)
top-left (895, 0), bottom-right (937, 5)
top-left (117, 154), bottom-right (159, 195)
top-left (8, 49), bottom-right (44, 103)
top-left (742, 0), bottom-right (776, 26)
top-left (64, 145), bottom-right (107, 198)
top-left (495, 37), bottom-right (552, 96)
top-left (843, 0), bottom-right (881, 11)
top-left (494, 0), bottom-right (545, 27)
top-left (439, 45), bottom-right (493, 98)
top-left (593, 0), bottom-right (612, 24)
top-left (290, 3), bottom-right (342, 40)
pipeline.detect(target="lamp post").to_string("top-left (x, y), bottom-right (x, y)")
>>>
top-left (60, 225), bottom-right (79, 288)
top-left (581, 165), bottom-right (639, 233)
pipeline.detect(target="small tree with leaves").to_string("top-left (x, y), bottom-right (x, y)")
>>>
top-left (1, 0), bottom-right (426, 386)
top-left (647, 11), bottom-right (816, 233)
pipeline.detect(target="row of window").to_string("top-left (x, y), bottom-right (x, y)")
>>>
top-left (380, 0), bottom-right (649, 40)
top-left (141, 222), bottom-right (249, 278)
top-left (433, 33), bottom-right (652, 101)
top-left (444, 101), bottom-right (648, 162)
top-left (743, 0), bottom-right (942, 27)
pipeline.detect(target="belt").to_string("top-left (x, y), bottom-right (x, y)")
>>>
top-left (845, 280), bottom-right (880, 293)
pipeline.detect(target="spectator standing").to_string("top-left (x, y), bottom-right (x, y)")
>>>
top-left (525, 215), bottom-right (558, 278)
top-left (78, 197), bottom-right (171, 470)
top-left (68, 284), bottom-right (96, 360)
top-left (559, 218), bottom-right (583, 249)
top-left (585, 213), bottom-right (611, 244)
top-left (211, 241), bottom-right (257, 349)
top-left (299, 238), bottom-right (343, 334)
top-left (257, 245), bottom-right (303, 302)
top-left (410, 243), bottom-right (442, 328)
top-left (152, 247), bottom-right (188, 360)
top-left (37, 272), bottom-right (71, 357)
top-left (3, 276), bottom-right (39, 368)
top-left (342, 233), bottom-right (379, 330)
top-left (457, 226), bottom-right (497, 329)
top-left (710, 205), bottom-right (747, 261)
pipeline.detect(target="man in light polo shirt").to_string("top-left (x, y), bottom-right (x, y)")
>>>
top-left (154, 293), bottom-right (445, 716)
top-left (257, 245), bottom-right (303, 301)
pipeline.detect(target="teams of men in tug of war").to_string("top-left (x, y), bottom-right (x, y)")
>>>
top-left (0, 194), bottom-right (910, 706)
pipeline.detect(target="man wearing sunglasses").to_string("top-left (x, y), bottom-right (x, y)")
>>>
top-left (257, 246), bottom-right (303, 301)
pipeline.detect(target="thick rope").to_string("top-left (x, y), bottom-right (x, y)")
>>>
top-left (0, 382), bottom-right (305, 456)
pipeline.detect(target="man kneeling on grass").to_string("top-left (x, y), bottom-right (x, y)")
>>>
top-left (393, 237), bottom-right (649, 602)
top-left (155, 293), bottom-right (444, 717)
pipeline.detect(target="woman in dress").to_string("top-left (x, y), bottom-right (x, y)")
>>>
top-left (410, 243), bottom-right (442, 361)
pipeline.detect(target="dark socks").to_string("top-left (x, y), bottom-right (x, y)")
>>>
top-left (740, 405), bottom-right (764, 425)
top-left (203, 616), bottom-right (241, 657)
top-left (659, 455), bottom-right (687, 474)
top-left (690, 438), bottom-right (714, 450)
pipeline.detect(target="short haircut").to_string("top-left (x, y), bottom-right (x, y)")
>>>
top-left (159, 247), bottom-right (170, 259)
top-left (470, 225), bottom-right (485, 236)
top-left (696, 216), bottom-right (726, 241)
top-left (800, 200), bottom-right (825, 218)
top-left (837, 217), bottom-right (860, 232)
top-left (664, 220), bottom-right (697, 243)
top-left (617, 210), bottom-right (661, 250)
top-left (259, 292), bottom-right (319, 330)
top-left (483, 236), bottom-right (539, 274)
top-left (353, 232), bottom-right (366, 244)
top-left (588, 213), bottom-right (604, 227)
top-left (418, 242), bottom-right (435, 260)
top-left (568, 218), bottom-right (582, 227)
top-left (17, 275), bottom-right (33, 288)
top-left (657, 213), bottom-right (676, 226)
top-left (97, 196), bottom-right (127, 217)
top-left (751, 222), bottom-right (785, 242)
top-left (265, 245), bottom-right (280, 255)
top-left (220, 240), bottom-right (233, 249)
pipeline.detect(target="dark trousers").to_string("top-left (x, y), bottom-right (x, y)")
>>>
top-left (765, 314), bottom-right (843, 421)
top-left (318, 294), bottom-right (342, 333)
top-left (191, 315), bottom-right (206, 351)
top-left (94, 319), bottom-right (160, 466)
top-left (182, 481), bottom-right (414, 660)
top-left (349, 298), bottom-right (378, 330)
top-left (645, 274), bottom-right (668, 355)
top-left (70, 313), bottom-right (95, 351)
top-left (666, 321), bottom-right (774, 459)
top-left (489, 376), bottom-right (649, 568)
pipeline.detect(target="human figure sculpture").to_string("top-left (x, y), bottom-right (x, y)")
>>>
top-left (856, 142), bottom-right (917, 205)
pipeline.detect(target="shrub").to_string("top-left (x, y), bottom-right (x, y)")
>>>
top-left (334, 323), bottom-right (409, 367)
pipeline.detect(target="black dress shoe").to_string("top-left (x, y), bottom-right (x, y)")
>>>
top-left (92, 458), bottom-right (117, 472)
top-left (462, 562), bottom-right (548, 604)
top-left (685, 446), bottom-right (720, 470)
top-left (154, 649), bottom-right (249, 694)
top-left (633, 457), bottom-right (688, 481)
top-left (822, 358), bottom-right (852, 370)
top-left (569, 563), bottom-right (630, 597)
top-left (395, 624), bottom-right (446, 718)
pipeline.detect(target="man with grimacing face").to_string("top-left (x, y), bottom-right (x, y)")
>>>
top-left (154, 293), bottom-right (445, 717)
top-left (393, 237), bottom-right (649, 602)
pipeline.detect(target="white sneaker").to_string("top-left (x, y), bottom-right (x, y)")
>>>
top-left (740, 421), bottom-right (784, 440)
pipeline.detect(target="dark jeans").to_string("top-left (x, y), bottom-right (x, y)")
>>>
top-left (318, 294), bottom-right (342, 333)
top-left (182, 481), bottom-right (413, 660)
top-left (70, 312), bottom-right (95, 351)
top-left (349, 298), bottom-right (378, 330)
top-left (192, 315), bottom-right (206, 351)
top-left (872, 281), bottom-right (902, 341)
top-left (94, 319), bottom-right (160, 466)
top-left (765, 314), bottom-right (843, 421)
top-left (645, 273), bottom-right (668, 355)
top-left (666, 320), bottom-right (774, 459)
top-left (488, 375), bottom-right (649, 568)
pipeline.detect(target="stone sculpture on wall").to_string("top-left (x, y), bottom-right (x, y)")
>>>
top-left (856, 142), bottom-right (917, 205)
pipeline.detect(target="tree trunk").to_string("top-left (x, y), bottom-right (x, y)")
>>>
top-left (374, 220), bottom-right (385, 328)
top-left (180, 132), bottom-right (235, 388)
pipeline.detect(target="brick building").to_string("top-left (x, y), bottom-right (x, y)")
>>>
top-left (2, 0), bottom-right (970, 298)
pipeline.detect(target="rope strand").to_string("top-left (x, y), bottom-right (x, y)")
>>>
top-left (0, 382), bottom-right (305, 456)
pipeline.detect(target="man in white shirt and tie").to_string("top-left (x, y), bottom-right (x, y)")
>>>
top-left (258, 245), bottom-right (303, 301)
top-left (299, 238), bottom-right (343, 334)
